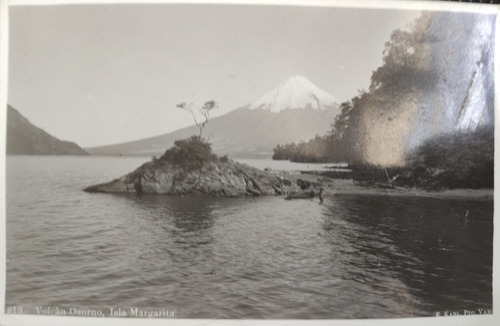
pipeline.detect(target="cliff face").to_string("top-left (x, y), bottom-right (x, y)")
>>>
top-left (85, 158), bottom-right (287, 196)
top-left (7, 105), bottom-right (89, 155)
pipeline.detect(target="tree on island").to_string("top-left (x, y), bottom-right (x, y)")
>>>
top-left (168, 100), bottom-right (225, 171)
top-left (176, 100), bottom-right (218, 138)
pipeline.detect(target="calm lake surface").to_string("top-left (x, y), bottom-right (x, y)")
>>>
top-left (6, 156), bottom-right (493, 319)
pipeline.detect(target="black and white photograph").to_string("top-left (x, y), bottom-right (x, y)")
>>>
top-left (0, 0), bottom-right (498, 324)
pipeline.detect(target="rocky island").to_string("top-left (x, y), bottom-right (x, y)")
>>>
top-left (84, 135), bottom-right (493, 202)
top-left (85, 136), bottom-right (290, 196)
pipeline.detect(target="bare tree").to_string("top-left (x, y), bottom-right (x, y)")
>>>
top-left (176, 100), bottom-right (218, 138)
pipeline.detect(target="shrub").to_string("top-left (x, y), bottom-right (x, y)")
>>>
top-left (347, 126), bottom-right (494, 191)
top-left (160, 136), bottom-right (217, 171)
top-left (408, 127), bottom-right (494, 189)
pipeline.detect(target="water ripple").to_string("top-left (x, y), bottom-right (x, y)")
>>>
top-left (5, 157), bottom-right (493, 319)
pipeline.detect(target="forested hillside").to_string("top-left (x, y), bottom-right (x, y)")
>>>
top-left (273, 12), bottom-right (495, 189)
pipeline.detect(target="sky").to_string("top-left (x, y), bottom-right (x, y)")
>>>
top-left (7, 3), bottom-right (421, 147)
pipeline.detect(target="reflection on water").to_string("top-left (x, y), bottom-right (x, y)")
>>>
top-left (6, 157), bottom-right (493, 319)
top-left (322, 196), bottom-right (493, 317)
top-left (134, 195), bottom-right (218, 245)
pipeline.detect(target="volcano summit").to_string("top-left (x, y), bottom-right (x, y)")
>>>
top-left (248, 75), bottom-right (338, 112)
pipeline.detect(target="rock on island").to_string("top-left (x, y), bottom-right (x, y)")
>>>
top-left (84, 136), bottom-right (288, 196)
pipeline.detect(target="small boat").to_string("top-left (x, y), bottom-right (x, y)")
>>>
top-left (285, 188), bottom-right (324, 203)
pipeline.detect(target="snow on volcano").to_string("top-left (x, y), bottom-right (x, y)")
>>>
top-left (247, 75), bottom-right (338, 112)
top-left (89, 76), bottom-right (341, 157)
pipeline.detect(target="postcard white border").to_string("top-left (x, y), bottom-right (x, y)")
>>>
top-left (0, 0), bottom-right (498, 325)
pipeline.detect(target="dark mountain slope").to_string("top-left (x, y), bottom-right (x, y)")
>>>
top-left (88, 106), bottom-right (339, 158)
top-left (7, 105), bottom-right (89, 155)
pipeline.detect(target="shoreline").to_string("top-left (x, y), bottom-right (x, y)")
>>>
top-left (326, 188), bottom-right (493, 201)
top-left (277, 171), bottom-right (493, 201)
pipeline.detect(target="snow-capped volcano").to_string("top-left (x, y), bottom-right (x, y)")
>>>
top-left (247, 75), bottom-right (338, 112)
top-left (89, 76), bottom-right (341, 158)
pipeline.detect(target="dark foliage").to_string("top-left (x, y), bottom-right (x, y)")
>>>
top-left (272, 12), bottom-right (493, 191)
top-left (407, 127), bottom-right (494, 189)
top-left (272, 135), bottom-right (332, 163)
top-left (160, 136), bottom-right (219, 171)
top-left (273, 14), bottom-right (436, 165)
top-left (348, 128), bottom-right (494, 190)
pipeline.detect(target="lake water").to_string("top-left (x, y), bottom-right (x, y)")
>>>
top-left (5, 156), bottom-right (493, 319)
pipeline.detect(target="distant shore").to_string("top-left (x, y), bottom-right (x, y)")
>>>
top-left (276, 171), bottom-right (493, 201)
